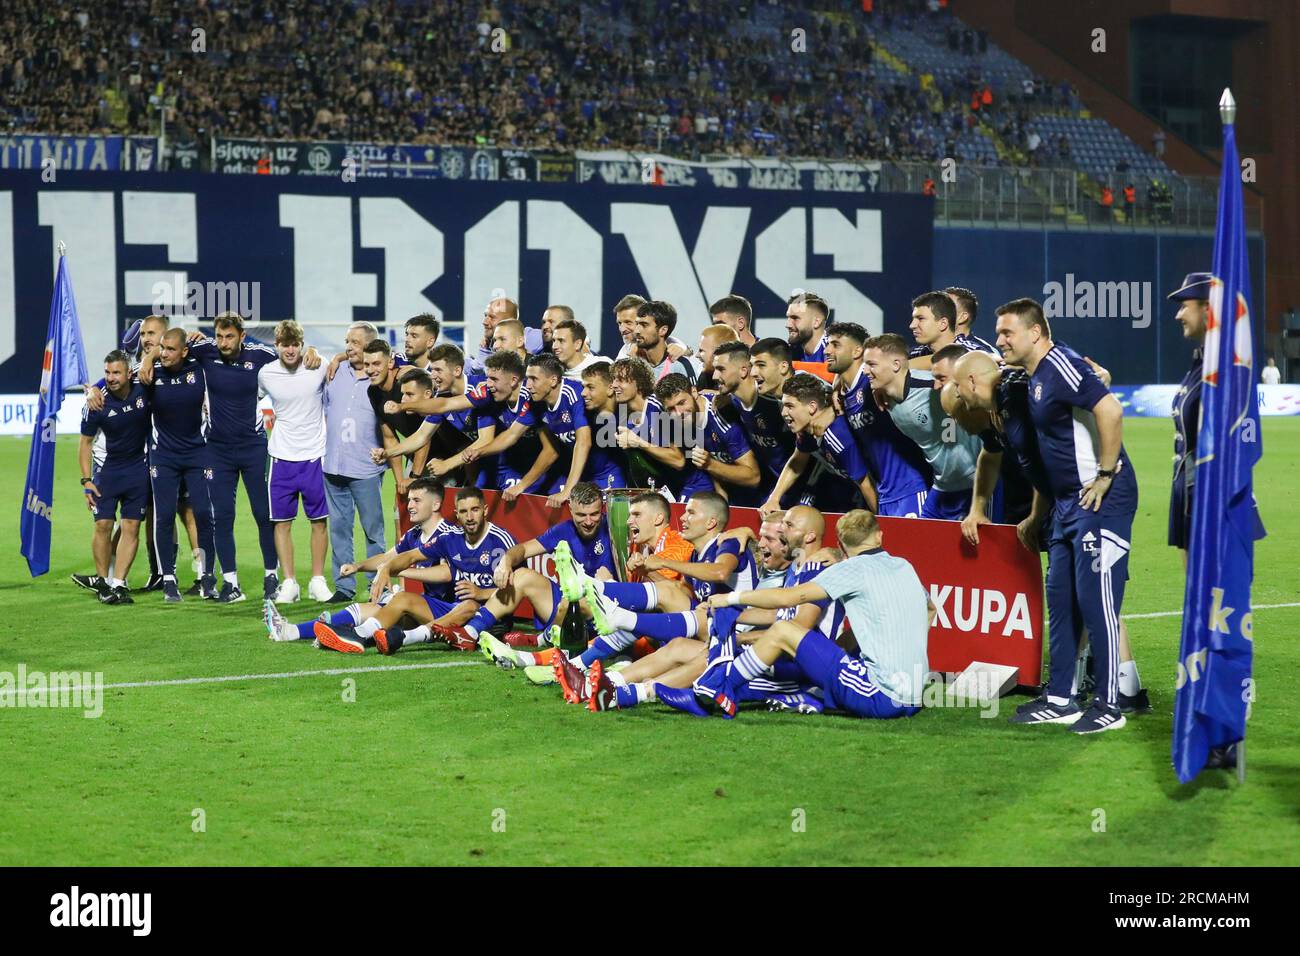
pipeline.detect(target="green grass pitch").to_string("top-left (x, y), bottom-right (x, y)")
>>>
top-left (1, 420), bottom-right (1296, 866)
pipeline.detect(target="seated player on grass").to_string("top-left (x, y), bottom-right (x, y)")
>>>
top-left (263, 477), bottom-right (465, 651)
top-left (670, 509), bottom-right (931, 720)
top-left (584, 505), bottom-right (843, 713)
top-left (306, 485), bottom-right (511, 655)
top-left (473, 480), bottom-right (620, 666)
top-left (547, 490), bottom-right (758, 699)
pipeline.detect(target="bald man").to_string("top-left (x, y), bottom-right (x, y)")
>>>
top-left (470, 295), bottom-right (543, 374)
top-left (952, 350), bottom-right (1149, 717)
top-left (697, 324), bottom-right (738, 391)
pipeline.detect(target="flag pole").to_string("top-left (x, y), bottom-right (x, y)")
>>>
top-left (1218, 87), bottom-right (1248, 785)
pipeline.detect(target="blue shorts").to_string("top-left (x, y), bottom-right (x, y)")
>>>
top-left (497, 467), bottom-right (548, 495)
top-left (793, 632), bottom-right (920, 719)
top-left (532, 580), bottom-right (565, 633)
top-left (919, 487), bottom-right (972, 521)
top-left (423, 595), bottom-right (459, 619)
top-left (91, 462), bottom-right (149, 522)
top-left (877, 488), bottom-right (928, 518)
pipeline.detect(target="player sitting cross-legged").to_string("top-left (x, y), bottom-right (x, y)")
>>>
top-left (674, 509), bottom-right (932, 720)
top-left (264, 478), bottom-right (472, 653)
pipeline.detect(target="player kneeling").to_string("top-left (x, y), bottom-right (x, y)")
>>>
top-left (679, 510), bottom-right (931, 720)
top-left (263, 478), bottom-right (476, 654)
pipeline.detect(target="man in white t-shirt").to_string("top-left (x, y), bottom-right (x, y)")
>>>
top-left (258, 320), bottom-right (330, 604)
top-left (1261, 357), bottom-right (1281, 385)
top-left (552, 318), bottom-right (607, 380)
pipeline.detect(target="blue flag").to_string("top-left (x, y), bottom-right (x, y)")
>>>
top-left (1171, 94), bottom-right (1261, 783)
top-left (19, 252), bottom-right (89, 577)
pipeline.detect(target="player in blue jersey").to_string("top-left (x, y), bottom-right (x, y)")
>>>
top-left (760, 374), bottom-right (877, 516)
top-left (827, 322), bottom-right (932, 517)
top-left (586, 505), bottom-right (841, 712)
top-left (77, 351), bottom-right (151, 604)
top-left (655, 375), bottom-right (761, 504)
top-left (185, 312), bottom-right (284, 602)
top-left (475, 481), bottom-right (621, 667)
top-left (578, 361), bottom-right (628, 492)
top-left (995, 297), bottom-right (1140, 734)
top-left (310, 485), bottom-right (510, 655)
top-left (264, 477), bottom-right (460, 649)
top-left (686, 510), bottom-right (931, 720)
top-left (907, 290), bottom-right (962, 368)
top-left (610, 356), bottom-right (688, 494)
top-left (944, 286), bottom-right (1000, 355)
top-left (547, 491), bottom-right (758, 698)
top-left (710, 341), bottom-right (796, 484)
top-left (865, 333), bottom-right (982, 520)
top-left (517, 354), bottom-right (598, 508)
top-left (786, 291), bottom-right (830, 363)
top-left (138, 328), bottom-right (218, 603)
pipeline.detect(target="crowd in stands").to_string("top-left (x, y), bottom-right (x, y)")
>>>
top-left (2, 0), bottom-right (1160, 176)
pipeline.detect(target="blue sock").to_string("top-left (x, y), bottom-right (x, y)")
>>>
top-left (630, 610), bottom-right (695, 642)
top-left (579, 630), bottom-right (638, 667)
top-left (614, 683), bottom-right (639, 709)
top-left (295, 621), bottom-right (315, 640)
top-left (772, 659), bottom-right (806, 683)
top-left (329, 609), bottom-right (357, 627)
top-left (599, 581), bottom-right (655, 610)
top-left (466, 606), bottom-right (498, 636)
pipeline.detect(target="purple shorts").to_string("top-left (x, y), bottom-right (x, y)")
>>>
top-left (267, 457), bottom-right (328, 521)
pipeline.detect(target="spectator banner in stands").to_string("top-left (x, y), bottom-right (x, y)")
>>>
top-left (576, 151), bottom-right (882, 193)
top-left (445, 488), bottom-right (1045, 689)
top-left (0, 135), bottom-right (159, 172)
top-left (214, 138), bottom-right (522, 181)
top-left (0, 170), bottom-right (933, 388)
top-left (1113, 384), bottom-right (1300, 417)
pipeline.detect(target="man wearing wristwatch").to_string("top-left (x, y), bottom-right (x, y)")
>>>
top-left (996, 297), bottom-right (1139, 736)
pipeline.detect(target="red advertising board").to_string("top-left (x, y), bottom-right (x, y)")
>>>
top-left (441, 489), bottom-right (1044, 687)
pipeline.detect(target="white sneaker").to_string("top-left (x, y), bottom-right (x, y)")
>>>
top-left (264, 599), bottom-right (299, 642)
top-left (274, 578), bottom-right (300, 605)
top-left (307, 576), bottom-right (332, 602)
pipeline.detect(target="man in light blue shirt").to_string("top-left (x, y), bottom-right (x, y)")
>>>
top-left (323, 323), bottom-right (387, 601)
top-left (692, 509), bottom-right (933, 719)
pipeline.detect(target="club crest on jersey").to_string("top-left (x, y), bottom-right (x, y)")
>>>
top-left (561, 411), bottom-right (571, 423)
top-left (135, 398), bottom-right (144, 408)
top-left (185, 372), bottom-right (196, 384)
top-left (149, 466), bottom-right (157, 478)
top-left (244, 361), bottom-right (255, 370)
top-left (594, 541), bottom-right (605, 555)
top-left (203, 469), bottom-right (214, 480)
top-left (480, 552), bottom-right (491, 565)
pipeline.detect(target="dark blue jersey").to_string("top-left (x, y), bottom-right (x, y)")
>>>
top-left (908, 333), bottom-right (998, 358)
top-left (187, 337), bottom-right (278, 445)
top-left (795, 333), bottom-right (828, 363)
top-left (795, 416), bottom-right (872, 486)
top-left (979, 369), bottom-right (1053, 498)
top-left (80, 381), bottom-right (150, 468)
top-left (841, 364), bottom-right (931, 501)
top-left (425, 375), bottom-right (491, 435)
top-left (537, 517), bottom-right (618, 578)
top-left (397, 519), bottom-right (456, 599)
top-left (428, 523), bottom-right (517, 590)
top-left (1171, 349), bottom-right (1202, 492)
top-left (729, 390), bottom-right (795, 479)
top-left (690, 536), bottom-right (757, 601)
top-left (585, 410), bottom-right (626, 488)
top-left (521, 379), bottom-right (589, 477)
top-left (776, 559), bottom-right (846, 640)
top-left (147, 359), bottom-right (209, 459)
top-left (1028, 343), bottom-right (1136, 503)
top-left (468, 383), bottom-right (543, 478)
top-left (683, 398), bottom-right (754, 498)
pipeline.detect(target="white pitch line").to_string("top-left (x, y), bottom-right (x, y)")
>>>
top-left (1121, 601), bottom-right (1300, 621)
top-left (0, 659), bottom-right (483, 697)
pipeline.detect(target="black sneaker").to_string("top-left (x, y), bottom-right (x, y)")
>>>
top-left (216, 582), bottom-right (246, 604)
top-left (1008, 696), bottom-right (1083, 725)
top-left (1070, 701), bottom-right (1127, 735)
top-left (1205, 744), bottom-right (1239, 769)
top-left (97, 584), bottom-right (119, 604)
top-left (110, 585), bottom-right (134, 605)
top-left (163, 580), bottom-right (183, 603)
top-left (263, 573), bottom-right (279, 601)
top-left (71, 573), bottom-right (103, 593)
top-left (184, 580), bottom-right (203, 597)
top-left (327, 590), bottom-right (354, 604)
top-left (199, 575), bottom-right (219, 600)
top-left (1119, 688), bottom-right (1151, 714)
top-left (141, 573), bottom-right (166, 592)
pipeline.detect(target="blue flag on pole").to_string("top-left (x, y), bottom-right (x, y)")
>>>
top-left (19, 250), bottom-right (89, 577)
top-left (1171, 91), bottom-right (1261, 783)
